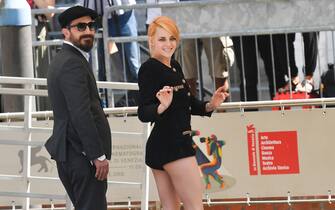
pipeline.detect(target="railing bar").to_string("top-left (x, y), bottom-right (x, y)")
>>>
top-left (0, 140), bottom-right (45, 146)
top-left (0, 175), bottom-right (141, 186)
top-left (108, 181), bottom-right (141, 185)
top-left (32, 39), bottom-right (63, 47)
top-left (0, 77), bottom-right (46, 85)
top-left (31, 26), bottom-right (335, 44)
top-left (205, 198), bottom-right (335, 205)
top-left (105, 24), bottom-right (335, 42)
top-left (28, 176), bottom-right (59, 181)
top-left (2, 175), bottom-right (143, 186)
top-left (0, 127), bottom-right (52, 134)
top-left (0, 175), bottom-right (23, 180)
top-left (0, 76), bottom-right (139, 90)
top-left (0, 192), bottom-right (66, 200)
top-left (3, 77), bottom-right (335, 109)
top-left (104, 107), bottom-right (138, 114)
top-left (103, 0), bottom-right (323, 11)
top-left (29, 127), bottom-right (52, 132)
top-left (96, 82), bottom-right (138, 90)
top-left (30, 7), bottom-right (68, 15)
top-left (0, 204), bottom-right (154, 210)
top-left (0, 87), bottom-right (137, 94)
top-left (112, 131), bottom-right (143, 136)
top-left (0, 127), bottom-right (144, 136)
top-left (0, 126), bottom-right (25, 131)
top-left (1, 98), bottom-right (335, 121)
top-left (0, 88), bottom-right (47, 96)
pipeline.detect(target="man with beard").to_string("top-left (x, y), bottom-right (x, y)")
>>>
top-left (45, 6), bottom-right (112, 210)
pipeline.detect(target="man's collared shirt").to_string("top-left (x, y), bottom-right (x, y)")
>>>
top-left (63, 40), bottom-right (90, 62)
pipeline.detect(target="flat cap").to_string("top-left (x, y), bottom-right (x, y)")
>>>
top-left (58, 6), bottom-right (98, 28)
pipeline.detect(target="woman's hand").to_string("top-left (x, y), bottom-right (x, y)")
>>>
top-left (156, 86), bottom-right (173, 114)
top-left (206, 86), bottom-right (229, 112)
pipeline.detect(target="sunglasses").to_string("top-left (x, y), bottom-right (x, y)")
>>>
top-left (67, 22), bottom-right (98, 32)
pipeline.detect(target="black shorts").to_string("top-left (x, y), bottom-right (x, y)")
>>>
top-left (145, 135), bottom-right (196, 170)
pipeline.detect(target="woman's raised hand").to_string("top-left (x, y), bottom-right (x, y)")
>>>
top-left (207, 86), bottom-right (229, 111)
top-left (156, 86), bottom-right (173, 113)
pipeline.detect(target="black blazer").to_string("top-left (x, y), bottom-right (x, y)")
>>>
top-left (45, 44), bottom-right (111, 162)
top-left (137, 58), bottom-right (211, 143)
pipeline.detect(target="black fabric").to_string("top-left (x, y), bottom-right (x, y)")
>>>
top-left (45, 44), bottom-right (112, 162)
top-left (58, 6), bottom-right (98, 28)
top-left (137, 58), bottom-right (212, 170)
top-left (322, 64), bottom-right (335, 97)
top-left (46, 43), bottom-right (111, 209)
top-left (285, 32), bottom-right (318, 77)
top-left (57, 144), bottom-right (107, 210)
top-left (232, 35), bottom-right (290, 101)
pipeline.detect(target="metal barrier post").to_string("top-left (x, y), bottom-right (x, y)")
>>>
top-left (22, 84), bottom-right (33, 210)
top-left (141, 123), bottom-right (151, 210)
top-left (102, 9), bottom-right (110, 91)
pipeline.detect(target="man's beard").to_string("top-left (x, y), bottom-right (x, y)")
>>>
top-left (70, 34), bottom-right (94, 52)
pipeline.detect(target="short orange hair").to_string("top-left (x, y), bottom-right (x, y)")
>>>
top-left (147, 16), bottom-right (180, 43)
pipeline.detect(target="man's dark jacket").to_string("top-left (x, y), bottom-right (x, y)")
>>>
top-left (45, 43), bottom-right (111, 162)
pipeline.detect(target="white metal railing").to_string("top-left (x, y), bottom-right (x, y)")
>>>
top-left (0, 76), bottom-right (149, 210)
top-left (3, 76), bottom-right (335, 111)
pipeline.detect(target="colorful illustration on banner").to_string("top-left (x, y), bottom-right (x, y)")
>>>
top-left (191, 130), bottom-right (236, 192)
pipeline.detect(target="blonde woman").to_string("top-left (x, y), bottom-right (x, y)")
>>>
top-left (137, 16), bottom-right (229, 210)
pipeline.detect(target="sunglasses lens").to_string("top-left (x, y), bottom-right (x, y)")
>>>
top-left (76, 23), bottom-right (87, 32)
top-left (88, 22), bottom-right (97, 31)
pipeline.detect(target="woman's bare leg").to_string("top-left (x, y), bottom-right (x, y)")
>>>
top-left (152, 169), bottom-right (181, 210)
top-left (163, 156), bottom-right (204, 210)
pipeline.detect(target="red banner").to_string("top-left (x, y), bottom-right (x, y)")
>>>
top-left (247, 125), bottom-right (258, 175)
top-left (258, 131), bottom-right (300, 175)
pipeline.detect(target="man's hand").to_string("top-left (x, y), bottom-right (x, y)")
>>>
top-left (93, 159), bottom-right (109, 181)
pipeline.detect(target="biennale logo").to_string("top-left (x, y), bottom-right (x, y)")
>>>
top-left (247, 124), bottom-right (300, 176)
top-left (192, 131), bottom-right (236, 192)
top-left (18, 146), bottom-right (53, 173)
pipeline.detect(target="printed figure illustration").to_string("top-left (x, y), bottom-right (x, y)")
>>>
top-left (18, 146), bottom-right (52, 173)
top-left (192, 131), bottom-right (236, 192)
top-left (197, 135), bottom-right (225, 189)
